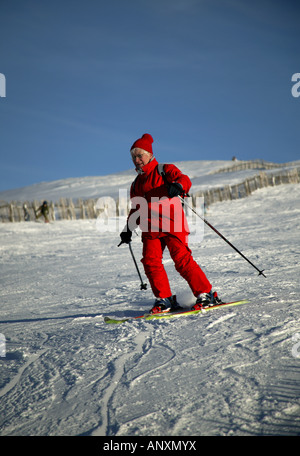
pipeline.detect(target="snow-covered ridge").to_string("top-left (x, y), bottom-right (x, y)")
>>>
top-left (0, 159), bottom-right (299, 203)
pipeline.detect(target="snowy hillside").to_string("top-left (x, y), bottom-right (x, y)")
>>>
top-left (0, 163), bottom-right (300, 437)
top-left (1, 159), bottom-right (298, 203)
top-left (0, 160), bottom-right (233, 202)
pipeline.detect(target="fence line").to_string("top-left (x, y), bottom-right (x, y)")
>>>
top-left (193, 167), bottom-right (300, 207)
top-left (1, 167), bottom-right (299, 223)
top-left (210, 159), bottom-right (300, 175)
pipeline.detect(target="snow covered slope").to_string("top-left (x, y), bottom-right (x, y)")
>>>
top-left (0, 160), bottom-right (232, 202)
top-left (0, 174), bottom-right (300, 436)
top-left (1, 160), bottom-right (298, 202)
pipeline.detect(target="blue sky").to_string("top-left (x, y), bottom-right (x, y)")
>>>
top-left (0, 0), bottom-right (299, 191)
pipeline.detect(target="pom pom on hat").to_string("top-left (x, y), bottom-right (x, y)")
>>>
top-left (130, 133), bottom-right (154, 155)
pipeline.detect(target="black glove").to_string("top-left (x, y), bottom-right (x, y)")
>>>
top-left (167, 182), bottom-right (183, 198)
top-left (118, 228), bottom-right (132, 246)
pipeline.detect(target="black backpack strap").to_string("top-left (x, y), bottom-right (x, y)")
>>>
top-left (157, 163), bottom-right (189, 199)
top-left (157, 163), bottom-right (165, 176)
top-left (157, 163), bottom-right (170, 188)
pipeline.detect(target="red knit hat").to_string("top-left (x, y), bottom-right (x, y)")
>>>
top-left (130, 133), bottom-right (154, 155)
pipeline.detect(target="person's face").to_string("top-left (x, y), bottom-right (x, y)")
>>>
top-left (131, 148), bottom-right (151, 169)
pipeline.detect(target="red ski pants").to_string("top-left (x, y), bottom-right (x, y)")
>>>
top-left (141, 234), bottom-right (211, 298)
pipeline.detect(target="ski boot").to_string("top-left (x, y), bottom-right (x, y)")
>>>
top-left (169, 295), bottom-right (184, 312)
top-left (150, 295), bottom-right (183, 314)
top-left (191, 291), bottom-right (222, 310)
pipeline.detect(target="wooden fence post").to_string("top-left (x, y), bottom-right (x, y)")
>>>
top-left (9, 203), bottom-right (14, 222)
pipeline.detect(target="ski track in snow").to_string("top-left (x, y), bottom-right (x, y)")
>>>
top-left (0, 347), bottom-right (48, 399)
top-left (90, 329), bottom-right (153, 436)
top-left (0, 180), bottom-right (300, 436)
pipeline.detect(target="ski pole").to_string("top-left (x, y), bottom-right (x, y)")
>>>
top-left (180, 196), bottom-right (266, 278)
top-left (128, 242), bottom-right (148, 290)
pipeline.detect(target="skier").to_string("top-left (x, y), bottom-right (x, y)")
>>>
top-left (119, 133), bottom-right (222, 314)
top-left (35, 201), bottom-right (50, 223)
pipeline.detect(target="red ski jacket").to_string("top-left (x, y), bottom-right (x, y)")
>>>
top-left (127, 158), bottom-right (192, 244)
